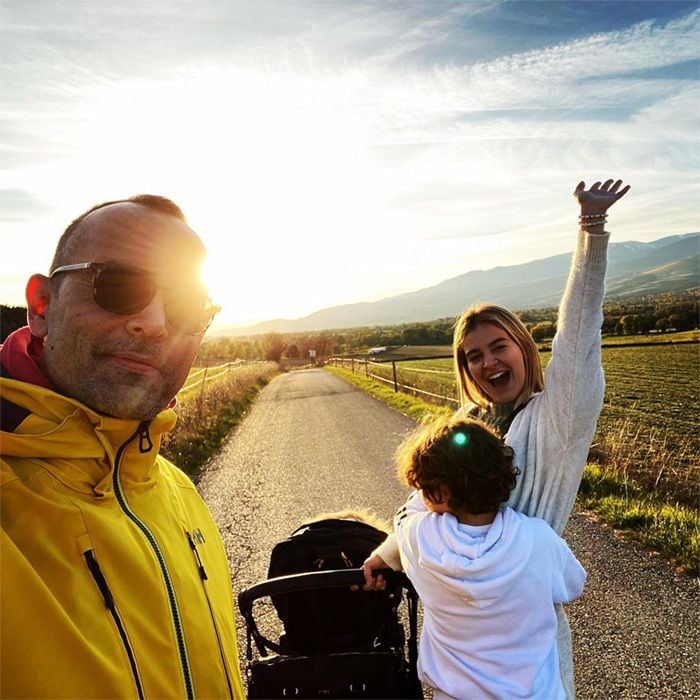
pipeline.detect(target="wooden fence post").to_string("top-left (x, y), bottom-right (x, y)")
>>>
top-left (392, 361), bottom-right (398, 392)
top-left (198, 367), bottom-right (209, 402)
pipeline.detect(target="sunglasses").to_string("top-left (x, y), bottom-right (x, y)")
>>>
top-left (50, 261), bottom-right (219, 335)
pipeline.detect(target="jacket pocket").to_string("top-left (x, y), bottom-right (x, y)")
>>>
top-left (84, 549), bottom-right (145, 700)
top-left (186, 530), bottom-right (234, 699)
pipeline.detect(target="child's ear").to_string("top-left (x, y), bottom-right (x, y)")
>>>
top-left (435, 485), bottom-right (451, 504)
top-left (26, 274), bottom-right (51, 338)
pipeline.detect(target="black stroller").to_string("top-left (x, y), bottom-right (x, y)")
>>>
top-left (237, 517), bottom-right (423, 699)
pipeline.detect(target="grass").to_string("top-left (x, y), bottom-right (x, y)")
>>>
top-left (325, 365), bottom-right (451, 422)
top-left (600, 329), bottom-right (699, 345)
top-left (579, 464), bottom-right (699, 576)
top-left (161, 362), bottom-right (279, 480)
top-left (325, 365), bottom-right (700, 577)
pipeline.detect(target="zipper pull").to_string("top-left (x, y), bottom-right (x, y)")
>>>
top-left (138, 423), bottom-right (153, 453)
top-left (186, 531), bottom-right (208, 580)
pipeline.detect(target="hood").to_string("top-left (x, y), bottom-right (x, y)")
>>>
top-left (1, 376), bottom-right (177, 496)
top-left (415, 508), bottom-right (533, 609)
top-left (0, 326), bottom-right (54, 390)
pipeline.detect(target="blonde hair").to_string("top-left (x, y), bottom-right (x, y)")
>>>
top-left (306, 509), bottom-right (391, 534)
top-left (452, 304), bottom-right (544, 410)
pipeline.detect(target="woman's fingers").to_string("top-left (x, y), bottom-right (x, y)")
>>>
top-left (615, 183), bottom-right (631, 199)
top-left (575, 178), bottom-right (630, 203)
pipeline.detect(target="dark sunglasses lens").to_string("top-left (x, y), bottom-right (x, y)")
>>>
top-left (166, 287), bottom-right (216, 335)
top-left (94, 267), bottom-right (155, 314)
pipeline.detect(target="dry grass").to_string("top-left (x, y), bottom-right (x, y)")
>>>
top-left (161, 362), bottom-right (279, 479)
top-left (589, 417), bottom-right (699, 509)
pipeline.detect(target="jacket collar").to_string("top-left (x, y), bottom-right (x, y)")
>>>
top-left (1, 376), bottom-right (178, 496)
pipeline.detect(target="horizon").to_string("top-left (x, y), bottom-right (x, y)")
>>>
top-left (2, 1), bottom-right (699, 328)
top-left (210, 230), bottom-right (699, 335)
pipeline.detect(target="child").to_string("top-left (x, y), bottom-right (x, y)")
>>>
top-left (393, 415), bottom-right (586, 700)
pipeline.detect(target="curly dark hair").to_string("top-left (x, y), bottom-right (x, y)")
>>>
top-left (396, 415), bottom-right (519, 515)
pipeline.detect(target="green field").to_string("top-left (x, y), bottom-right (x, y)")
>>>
top-left (396, 344), bottom-right (699, 435)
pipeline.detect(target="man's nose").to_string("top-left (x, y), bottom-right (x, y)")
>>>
top-left (125, 292), bottom-right (168, 338)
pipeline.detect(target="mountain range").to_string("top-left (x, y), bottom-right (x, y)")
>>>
top-left (214, 232), bottom-right (699, 336)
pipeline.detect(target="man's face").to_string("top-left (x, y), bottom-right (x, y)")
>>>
top-left (31, 203), bottom-right (209, 420)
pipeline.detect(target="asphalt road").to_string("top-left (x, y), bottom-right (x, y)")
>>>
top-left (198, 369), bottom-right (699, 699)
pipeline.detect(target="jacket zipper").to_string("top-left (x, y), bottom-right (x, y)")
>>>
top-left (84, 550), bottom-right (145, 700)
top-left (187, 531), bottom-right (234, 699)
top-left (113, 422), bottom-right (195, 700)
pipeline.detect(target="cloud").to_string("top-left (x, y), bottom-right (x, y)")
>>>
top-left (0, 188), bottom-right (54, 222)
top-left (1, 2), bottom-right (697, 321)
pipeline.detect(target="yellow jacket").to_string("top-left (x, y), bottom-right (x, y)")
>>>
top-left (0, 377), bottom-right (245, 699)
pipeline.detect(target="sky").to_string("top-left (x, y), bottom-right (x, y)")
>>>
top-left (2, 0), bottom-right (699, 330)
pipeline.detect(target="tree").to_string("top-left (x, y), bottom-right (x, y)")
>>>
top-left (620, 315), bottom-right (637, 336)
top-left (531, 321), bottom-right (556, 341)
top-left (1, 305), bottom-right (27, 342)
top-left (261, 333), bottom-right (286, 362)
top-left (285, 343), bottom-right (300, 359)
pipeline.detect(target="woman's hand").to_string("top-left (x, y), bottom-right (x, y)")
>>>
top-left (574, 179), bottom-right (630, 217)
top-left (361, 554), bottom-right (388, 591)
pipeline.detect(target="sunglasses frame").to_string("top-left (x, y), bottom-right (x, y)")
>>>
top-left (49, 261), bottom-right (218, 335)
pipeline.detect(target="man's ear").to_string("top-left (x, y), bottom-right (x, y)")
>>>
top-left (26, 274), bottom-right (51, 338)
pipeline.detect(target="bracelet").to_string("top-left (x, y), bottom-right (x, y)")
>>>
top-left (579, 221), bottom-right (607, 230)
top-left (579, 213), bottom-right (608, 220)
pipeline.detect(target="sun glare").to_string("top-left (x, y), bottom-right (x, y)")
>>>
top-left (40, 66), bottom-right (387, 327)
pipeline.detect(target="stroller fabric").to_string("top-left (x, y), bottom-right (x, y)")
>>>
top-left (239, 516), bottom-right (422, 699)
top-left (267, 518), bottom-right (397, 654)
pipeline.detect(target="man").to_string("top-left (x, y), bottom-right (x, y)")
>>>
top-left (1, 196), bottom-right (245, 698)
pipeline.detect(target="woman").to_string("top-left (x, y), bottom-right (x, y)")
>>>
top-left (364, 178), bottom-right (630, 699)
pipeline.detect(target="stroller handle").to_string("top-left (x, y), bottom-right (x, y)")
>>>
top-left (237, 567), bottom-right (410, 617)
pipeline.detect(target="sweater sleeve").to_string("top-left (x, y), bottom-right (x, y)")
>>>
top-left (370, 490), bottom-right (427, 571)
top-left (507, 229), bottom-right (609, 534)
top-left (543, 229), bottom-right (608, 450)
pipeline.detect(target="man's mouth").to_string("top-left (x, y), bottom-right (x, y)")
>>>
top-left (108, 352), bottom-right (162, 373)
top-left (488, 371), bottom-right (510, 388)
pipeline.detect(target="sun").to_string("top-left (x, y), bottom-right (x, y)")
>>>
top-left (50, 66), bottom-right (385, 328)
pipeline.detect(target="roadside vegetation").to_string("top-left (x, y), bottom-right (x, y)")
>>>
top-left (325, 363), bottom-right (700, 577)
top-left (161, 362), bottom-right (278, 480)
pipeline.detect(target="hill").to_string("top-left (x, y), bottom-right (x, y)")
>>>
top-left (213, 232), bottom-right (700, 336)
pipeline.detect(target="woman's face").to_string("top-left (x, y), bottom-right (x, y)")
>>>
top-left (462, 322), bottom-right (527, 405)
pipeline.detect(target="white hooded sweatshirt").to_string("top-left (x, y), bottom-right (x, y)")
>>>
top-left (395, 493), bottom-right (586, 700)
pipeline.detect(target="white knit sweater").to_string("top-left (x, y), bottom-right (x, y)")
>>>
top-left (374, 229), bottom-right (609, 698)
